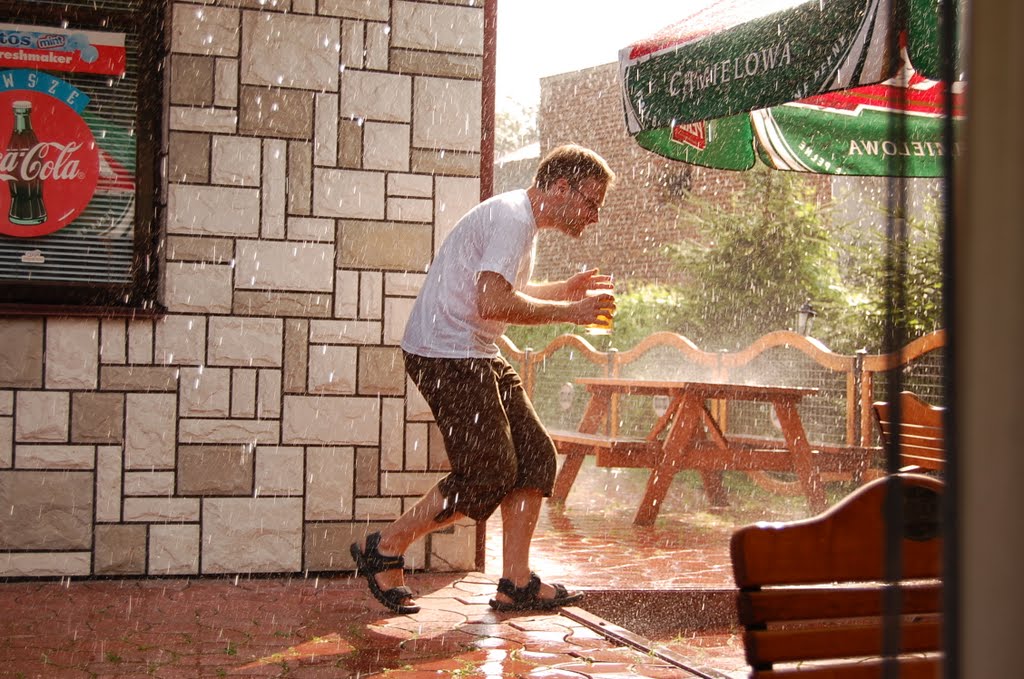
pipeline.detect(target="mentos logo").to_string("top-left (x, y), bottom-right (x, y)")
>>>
top-left (0, 31), bottom-right (33, 48)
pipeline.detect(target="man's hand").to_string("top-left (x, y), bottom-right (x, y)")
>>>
top-left (564, 268), bottom-right (614, 301)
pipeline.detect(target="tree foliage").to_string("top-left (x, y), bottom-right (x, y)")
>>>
top-left (663, 167), bottom-right (846, 349)
top-left (832, 200), bottom-right (944, 352)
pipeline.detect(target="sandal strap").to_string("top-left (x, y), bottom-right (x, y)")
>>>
top-left (358, 532), bottom-right (405, 573)
top-left (382, 585), bottom-right (415, 601)
top-left (496, 572), bottom-right (542, 603)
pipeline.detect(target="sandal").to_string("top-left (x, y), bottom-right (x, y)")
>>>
top-left (350, 532), bottom-right (420, 615)
top-left (488, 572), bottom-right (583, 612)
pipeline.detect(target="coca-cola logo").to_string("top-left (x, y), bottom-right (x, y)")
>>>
top-left (0, 90), bottom-right (99, 237)
top-left (0, 141), bottom-right (86, 182)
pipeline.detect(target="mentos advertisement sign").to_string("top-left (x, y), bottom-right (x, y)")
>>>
top-left (0, 24), bottom-right (127, 76)
top-left (0, 24), bottom-right (127, 238)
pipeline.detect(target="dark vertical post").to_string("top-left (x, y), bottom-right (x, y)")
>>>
top-left (479, 0), bottom-right (498, 203)
top-left (938, 0), bottom-right (960, 676)
top-left (475, 0), bottom-right (500, 573)
top-left (882, 1), bottom-right (911, 675)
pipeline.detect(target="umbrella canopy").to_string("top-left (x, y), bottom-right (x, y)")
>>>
top-left (619, 0), bottom-right (963, 176)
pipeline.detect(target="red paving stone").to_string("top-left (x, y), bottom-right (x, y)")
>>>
top-left (0, 463), bottom-right (830, 677)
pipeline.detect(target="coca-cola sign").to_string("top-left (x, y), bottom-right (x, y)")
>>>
top-left (0, 89), bottom-right (99, 237)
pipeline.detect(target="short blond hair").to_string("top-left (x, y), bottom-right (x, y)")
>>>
top-left (533, 144), bottom-right (615, 190)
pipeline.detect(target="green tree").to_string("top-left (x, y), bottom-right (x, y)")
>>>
top-left (833, 200), bottom-right (944, 352)
top-left (664, 167), bottom-right (846, 349)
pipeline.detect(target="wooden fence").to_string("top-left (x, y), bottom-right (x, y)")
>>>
top-left (497, 329), bottom-right (947, 451)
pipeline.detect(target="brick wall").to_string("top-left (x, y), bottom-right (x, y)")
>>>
top-left (0, 0), bottom-right (482, 579)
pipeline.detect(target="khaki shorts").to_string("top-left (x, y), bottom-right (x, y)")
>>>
top-left (403, 352), bottom-right (557, 521)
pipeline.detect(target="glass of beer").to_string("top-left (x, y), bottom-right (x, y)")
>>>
top-left (585, 289), bottom-right (615, 335)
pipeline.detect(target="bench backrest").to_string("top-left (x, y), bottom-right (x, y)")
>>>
top-left (873, 391), bottom-right (945, 472)
top-left (731, 473), bottom-right (944, 678)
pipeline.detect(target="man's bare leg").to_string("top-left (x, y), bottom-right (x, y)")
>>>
top-left (493, 488), bottom-right (564, 605)
top-left (355, 483), bottom-right (463, 603)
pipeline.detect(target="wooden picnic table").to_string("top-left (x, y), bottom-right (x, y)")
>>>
top-left (549, 377), bottom-right (826, 525)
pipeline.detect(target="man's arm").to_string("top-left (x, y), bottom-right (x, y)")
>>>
top-left (524, 268), bottom-right (613, 301)
top-left (477, 271), bottom-right (614, 327)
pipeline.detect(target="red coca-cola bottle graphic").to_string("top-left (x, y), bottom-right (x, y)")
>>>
top-left (7, 101), bottom-right (47, 227)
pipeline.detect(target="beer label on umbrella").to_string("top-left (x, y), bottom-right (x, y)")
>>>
top-left (0, 70), bottom-right (100, 238)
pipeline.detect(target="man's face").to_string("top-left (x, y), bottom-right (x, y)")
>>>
top-left (551, 177), bottom-right (607, 238)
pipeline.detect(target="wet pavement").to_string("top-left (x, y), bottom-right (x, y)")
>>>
top-left (1, 462), bottom-right (817, 677)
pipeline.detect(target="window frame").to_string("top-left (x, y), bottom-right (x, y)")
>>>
top-left (0, 1), bottom-right (165, 315)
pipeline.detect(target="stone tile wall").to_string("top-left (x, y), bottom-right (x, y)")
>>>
top-left (0, 0), bottom-right (484, 578)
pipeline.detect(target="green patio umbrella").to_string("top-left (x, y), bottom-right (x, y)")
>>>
top-left (619, 0), bottom-right (963, 176)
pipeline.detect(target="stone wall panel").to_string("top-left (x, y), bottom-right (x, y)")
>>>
top-left (170, 54), bottom-right (216, 106)
top-left (15, 391), bottom-right (69, 443)
top-left (233, 291), bottom-right (334, 318)
top-left (0, 417), bottom-right (11, 468)
top-left (15, 445), bottom-right (95, 470)
top-left (149, 524), bottom-right (201, 575)
top-left (390, 49), bottom-right (481, 79)
top-left (168, 131), bottom-right (211, 183)
top-left (236, 240), bottom-right (335, 292)
top-left (178, 445), bottom-right (255, 495)
top-left (338, 221), bottom-right (431, 271)
top-left (319, 0), bottom-right (390, 21)
top-left (305, 447), bottom-right (354, 520)
top-left (168, 184), bottom-right (261, 237)
top-left (313, 169), bottom-right (386, 219)
top-left (0, 320), bottom-right (43, 388)
top-left (202, 498), bottom-right (302, 573)
top-left (0, 471), bottom-right (93, 549)
top-left (165, 235), bottom-right (234, 264)
top-left (282, 396), bottom-right (379, 445)
top-left (100, 366), bottom-right (178, 392)
top-left (287, 141), bottom-right (313, 215)
top-left (125, 393), bottom-right (177, 470)
top-left (207, 317), bottom-right (284, 367)
top-left (339, 71), bottom-right (411, 123)
top-left (171, 5), bottom-right (241, 57)
top-left (358, 346), bottom-right (405, 395)
top-left (412, 78), bottom-right (481, 152)
top-left (239, 86), bottom-right (314, 139)
top-left (241, 12), bottom-right (340, 91)
top-left (392, 1), bottom-right (482, 55)
top-left (155, 315), bottom-right (208, 367)
top-left (95, 524), bottom-right (147, 576)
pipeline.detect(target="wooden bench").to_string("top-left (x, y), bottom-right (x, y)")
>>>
top-left (548, 429), bottom-right (659, 468)
top-left (731, 473), bottom-right (944, 678)
top-left (547, 429), bottom-right (660, 502)
top-left (873, 392), bottom-right (945, 472)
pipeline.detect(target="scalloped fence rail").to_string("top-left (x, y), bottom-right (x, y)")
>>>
top-left (497, 329), bottom-right (947, 454)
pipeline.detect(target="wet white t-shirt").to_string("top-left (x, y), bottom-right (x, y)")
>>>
top-left (401, 189), bottom-right (537, 358)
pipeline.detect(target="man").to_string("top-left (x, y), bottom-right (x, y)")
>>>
top-left (351, 144), bottom-right (616, 614)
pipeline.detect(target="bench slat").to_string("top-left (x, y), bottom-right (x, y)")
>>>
top-left (746, 619), bottom-right (941, 665)
top-left (738, 583), bottom-right (941, 625)
top-left (548, 429), bottom-right (660, 468)
top-left (754, 655), bottom-right (940, 679)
